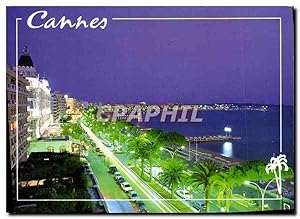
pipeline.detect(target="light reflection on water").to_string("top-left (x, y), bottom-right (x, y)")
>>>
top-left (222, 141), bottom-right (233, 158)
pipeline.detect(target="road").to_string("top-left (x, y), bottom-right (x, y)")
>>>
top-left (86, 149), bottom-right (135, 213)
top-left (81, 122), bottom-right (281, 213)
top-left (117, 152), bottom-right (258, 213)
top-left (81, 122), bottom-right (179, 213)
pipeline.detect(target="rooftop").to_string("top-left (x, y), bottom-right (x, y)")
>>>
top-left (18, 46), bottom-right (34, 67)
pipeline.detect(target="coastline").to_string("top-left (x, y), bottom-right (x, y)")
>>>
top-left (175, 144), bottom-right (243, 167)
top-left (195, 145), bottom-right (243, 165)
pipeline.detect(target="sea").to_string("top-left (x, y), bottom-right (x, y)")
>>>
top-left (138, 105), bottom-right (294, 167)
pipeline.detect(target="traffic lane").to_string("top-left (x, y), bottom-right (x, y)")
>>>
top-left (81, 123), bottom-right (178, 213)
top-left (89, 149), bottom-right (165, 213)
top-left (87, 149), bottom-right (137, 213)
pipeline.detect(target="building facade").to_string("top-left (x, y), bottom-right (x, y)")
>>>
top-left (7, 66), bottom-right (29, 169)
top-left (66, 97), bottom-right (83, 115)
top-left (14, 47), bottom-right (52, 140)
top-left (51, 91), bottom-right (67, 122)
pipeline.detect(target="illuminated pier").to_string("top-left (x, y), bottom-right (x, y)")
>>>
top-left (185, 135), bottom-right (241, 143)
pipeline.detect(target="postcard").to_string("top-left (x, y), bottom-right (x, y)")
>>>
top-left (6, 6), bottom-right (295, 214)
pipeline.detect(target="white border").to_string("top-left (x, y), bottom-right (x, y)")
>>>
top-left (17, 198), bottom-right (281, 201)
top-left (15, 15), bottom-right (283, 205)
top-left (112, 17), bottom-right (281, 20)
top-left (15, 17), bottom-right (22, 201)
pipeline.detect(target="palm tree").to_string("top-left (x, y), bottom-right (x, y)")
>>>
top-left (59, 146), bottom-right (66, 153)
top-left (265, 154), bottom-right (289, 195)
top-left (265, 154), bottom-right (290, 210)
top-left (147, 142), bottom-right (161, 181)
top-left (190, 160), bottom-right (220, 212)
top-left (160, 158), bottom-right (187, 198)
top-left (108, 131), bottom-right (120, 151)
top-left (213, 172), bottom-right (234, 212)
top-left (180, 173), bottom-right (194, 205)
top-left (47, 145), bottom-right (54, 152)
top-left (147, 129), bottom-right (164, 181)
top-left (211, 167), bottom-right (244, 212)
top-left (127, 134), bottom-right (152, 177)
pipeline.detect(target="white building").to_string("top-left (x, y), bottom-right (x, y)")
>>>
top-left (14, 47), bottom-right (52, 140)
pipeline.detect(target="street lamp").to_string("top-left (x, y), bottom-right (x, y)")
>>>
top-left (116, 127), bottom-right (130, 152)
top-left (118, 131), bottom-right (121, 151)
top-left (224, 126), bottom-right (232, 137)
top-left (188, 138), bottom-right (191, 161)
top-left (160, 147), bottom-right (172, 158)
top-left (244, 178), bottom-right (277, 211)
top-left (160, 146), bottom-right (184, 159)
top-left (193, 137), bottom-right (198, 162)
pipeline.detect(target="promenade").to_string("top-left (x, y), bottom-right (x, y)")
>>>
top-left (170, 145), bottom-right (242, 167)
top-left (186, 135), bottom-right (241, 143)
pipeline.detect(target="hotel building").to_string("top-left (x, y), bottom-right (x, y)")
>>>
top-left (7, 66), bottom-right (29, 169)
top-left (14, 47), bottom-right (52, 140)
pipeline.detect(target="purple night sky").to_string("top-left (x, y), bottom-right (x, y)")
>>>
top-left (6, 7), bottom-right (294, 105)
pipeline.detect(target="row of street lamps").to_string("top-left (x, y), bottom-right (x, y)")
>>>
top-left (159, 146), bottom-right (185, 159)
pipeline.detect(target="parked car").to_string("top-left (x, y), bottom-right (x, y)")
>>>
top-left (114, 172), bottom-right (121, 180)
top-left (192, 200), bottom-right (206, 212)
top-left (259, 180), bottom-right (270, 187)
top-left (136, 200), bottom-right (148, 213)
top-left (144, 166), bottom-right (151, 173)
top-left (120, 182), bottom-right (133, 192)
top-left (129, 191), bottom-right (139, 201)
top-left (83, 163), bottom-right (90, 168)
top-left (268, 184), bottom-right (276, 190)
top-left (86, 167), bottom-right (93, 175)
top-left (116, 176), bottom-right (125, 184)
top-left (108, 165), bottom-right (118, 174)
top-left (283, 190), bottom-right (294, 199)
top-left (176, 189), bottom-right (193, 199)
top-left (98, 151), bottom-right (104, 156)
